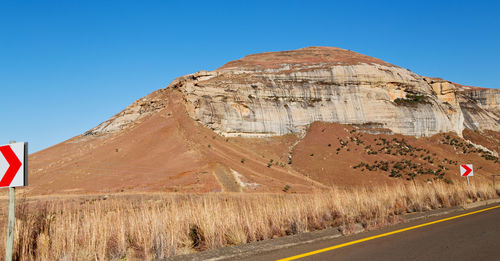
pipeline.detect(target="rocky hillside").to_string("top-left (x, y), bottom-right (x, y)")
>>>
top-left (90, 47), bottom-right (500, 138)
top-left (27, 47), bottom-right (500, 195)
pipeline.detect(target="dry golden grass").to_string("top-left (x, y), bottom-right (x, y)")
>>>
top-left (0, 180), bottom-right (497, 260)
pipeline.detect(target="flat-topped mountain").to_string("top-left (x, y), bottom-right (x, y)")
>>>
top-left (28, 47), bottom-right (500, 195)
top-left (89, 46), bottom-right (500, 138)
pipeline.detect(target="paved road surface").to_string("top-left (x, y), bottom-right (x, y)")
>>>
top-left (239, 205), bottom-right (500, 261)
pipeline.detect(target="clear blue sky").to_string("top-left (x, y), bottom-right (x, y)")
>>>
top-left (1, 0), bottom-right (499, 152)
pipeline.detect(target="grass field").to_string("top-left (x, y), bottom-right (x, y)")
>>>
top-left (0, 180), bottom-right (498, 260)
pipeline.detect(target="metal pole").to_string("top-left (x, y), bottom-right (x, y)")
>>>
top-left (5, 187), bottom-right (14, 261)
top-left (5, 141), bottom-right (15, 261)
top-left (466, 176), bottom-right (470, 189)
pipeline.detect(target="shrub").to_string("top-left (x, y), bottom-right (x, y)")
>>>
top-left (394, 94), bottom-right (430, 106)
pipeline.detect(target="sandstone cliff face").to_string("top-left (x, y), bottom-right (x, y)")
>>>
top-left (424, 77), bottom-right (500, 132)
top-left (175, 64), bottom-right (463, 138)
top-left (459, 89), bottom-right (500, 131)
top-left (464, 89), bottom-right (500, 115)
top-left (88, 47), bottom-right (499, 138)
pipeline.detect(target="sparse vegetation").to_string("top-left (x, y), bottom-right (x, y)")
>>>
top-left (347, 135), bottom-right (453, 180)
top-left (3, 181), bottom-right (497, 260)
top-left (440, 134), bottom-right (500, 164)
top-left (393, 94), bottom-right (429, 106)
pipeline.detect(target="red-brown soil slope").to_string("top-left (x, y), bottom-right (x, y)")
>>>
top-left (28, 90), bottom-right (325, 195)
top-left (292, 122), bottom-right (499, 187)
top-left (27, 89), bottom-right (500, 195)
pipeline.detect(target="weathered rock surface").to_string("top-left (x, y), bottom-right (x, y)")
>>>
top-left (89, 47), bottom-right (499, 138)
top-left (424, 77), bottom-right (500, 132)
top-left (84, 89), bottom-right (169, 136)
top-left (460, 89), bottom-right (500, 131)
top-left (464, 88), bottom-right (500, 115)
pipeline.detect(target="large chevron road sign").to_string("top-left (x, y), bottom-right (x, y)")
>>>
top-left (0, 142), bottom-right (27, 188)
top-left (460, 164), bottom-right (473, 177)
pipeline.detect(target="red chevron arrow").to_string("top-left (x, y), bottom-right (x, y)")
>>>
top-left (461, 165), bottom-right (472, 177)
top-left (0, 145), bottom-right (22, 187)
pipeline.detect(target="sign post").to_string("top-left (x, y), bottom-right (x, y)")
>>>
top-left (460, 164), bottom-right (473, 188)
top-left (0, 141), bottom-right (28, 261)
top-left (6, 186), bottom-right (14, 261)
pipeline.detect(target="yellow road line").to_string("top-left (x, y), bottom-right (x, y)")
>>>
top-left (277, 204), bottom-right (500, 261)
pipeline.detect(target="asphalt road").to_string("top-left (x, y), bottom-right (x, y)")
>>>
top-left (239, 205), bottom-right (500, 261)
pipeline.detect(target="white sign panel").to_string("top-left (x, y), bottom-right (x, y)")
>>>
top-left (460, 164), bottom-right (473, 177)
top-left (0, 142), bottom-right (27, 188)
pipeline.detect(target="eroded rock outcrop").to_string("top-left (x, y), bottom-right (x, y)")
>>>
top-left (88, 47), bottom-right (499, 138)
top-left (459, 89), bottom-right (500, 131)
top-left (84, 89), bottom-right (169, 135)
top-left (424, 77), bottom-right (500, 132)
